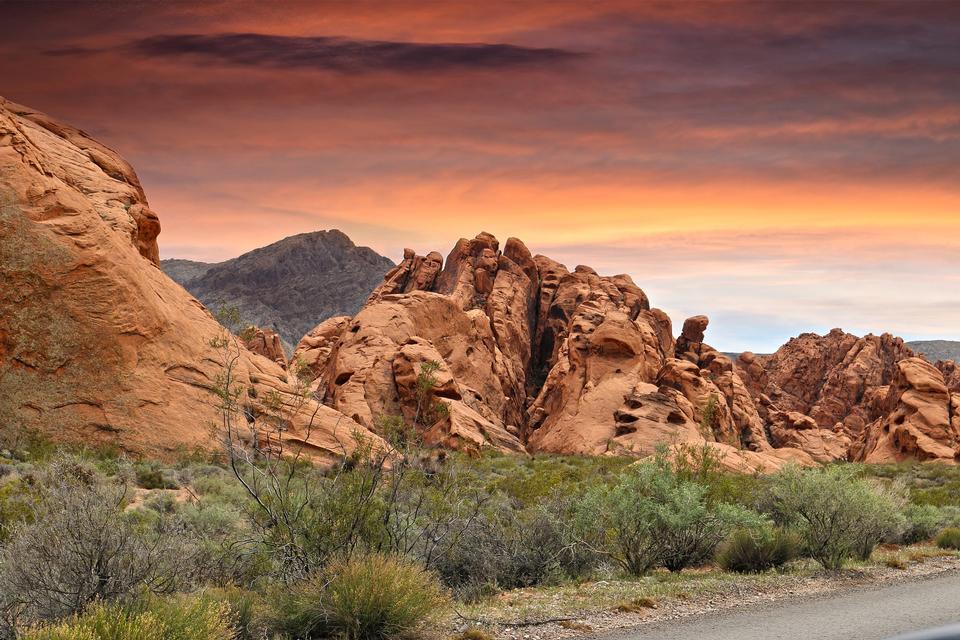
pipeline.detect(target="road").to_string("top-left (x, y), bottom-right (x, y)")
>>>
top-left (593, 571), bottom-right (960, 640)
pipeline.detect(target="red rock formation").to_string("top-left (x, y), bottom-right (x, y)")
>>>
top-left (243, 326), bottom-right (288, 370)
top-left (299, 233), bottom-right (826, 466)
top-left (854, 358), bottom-right (959, 462)
top-left (737, 329), bottom-right (912, 436)
top-left (292, 316), bottom-right (351, 379)
top-left (0, 96), bottom-right (381, 460)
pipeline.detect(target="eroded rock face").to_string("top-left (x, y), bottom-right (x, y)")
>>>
top-left (299, 234), bottom-right (839, 466)
top-left (0, 96), bottom-right (381, 460)
top-left (854, 358), bottom-right (959, 462)
top-left (243, 326), bottom-right (288, 370)
top-left (292, 316), bottom-right (351, 380)
top-left (737, 329), bottom-right (912, 436)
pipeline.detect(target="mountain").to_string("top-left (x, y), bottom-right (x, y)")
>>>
top-left (906, 340), bottom-right (960, 363)
top-left (0, 96), bottom-right (382, 458)
top-left (160, 258), bottom-right (213, 284)
top-left (162, 231), bottom-right (394, 352)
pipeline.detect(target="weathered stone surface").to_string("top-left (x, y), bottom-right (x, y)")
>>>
top-left (0, 96), bottom-right (381, 460)
top-left (243, 326), bottom-right (288, 370)
top-left (737, 329), bottom-right (911, 436)
top-left (291, 315), bottom-right (351, 379)
top-left (854, 357), bottom-right (959, 463)
top-left (767, 409), bottom-right (850, 463)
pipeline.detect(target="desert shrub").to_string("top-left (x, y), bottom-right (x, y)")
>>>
top-left (0, 477), bottom-right (31, 542)
top-left (134, 461), bottom-right (179, 490)
top-left (203, 587), bottom-right (265, 640)
top-left (899, 504), bottom-right (946, 544)
top-left (936, 527), bottom-right (960, 550)
top-left (578, 460), bottom-right (757, 575)
top-left (19, 596), bottom-right (236, 640)
top-left (435, 494), bottom-right (600, 599)
top-left (765, 466), bottom-right (904, 569)
top-left (269, 553), bottom-right (449, 640)
top-left (0, 456), bottom-right (199, 630)
top-left (716, 525), bottom-right (800, 573)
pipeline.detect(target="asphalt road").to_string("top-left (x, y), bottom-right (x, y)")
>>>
top-left (594, 571), bottom-right (960, 640)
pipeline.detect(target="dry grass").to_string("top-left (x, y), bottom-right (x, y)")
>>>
top-left (559, 620), bottom-right (593, 632)
top-left (456, 565), bottom-right (812, 625)
top-left (616, 596), bottom-right (659, 612)
top-left (453, 630), bottom-right (495, 640)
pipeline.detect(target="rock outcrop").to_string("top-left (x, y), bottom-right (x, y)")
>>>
top-left (737, 329), bottom-right (912, 437)
top-left (243, 326), bottom-right (288, 370)
top-left (853, 358), bottom-right (960, 462)
top-left (295, 233), bottom-right (821, 467)
top-left (736, 331), bottom-right (958, 463)
top-left (0, 96), bottom-right (381, 460)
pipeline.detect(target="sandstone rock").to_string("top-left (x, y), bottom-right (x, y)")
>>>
top-left (854, 357), bottom-right (959, 462)
top-left (937, 360), bottom-right (960, 393)
top-left (371, 249), bottom-right (443, 302)
top-left (653, 441), bottom-right (815, 474)
top-left (767, 409), bottom-right (850, 463)
top-left (319, 289), bottom-right (525, 451)
top-left (737, 329), bottom-right (912, 436)
top-left (291, 315), bottom-right (351, 380)
top-left (0, 96), bottom-right (381, 460)
top-left (675, 315), bottom-right (710, 362)
top-left (243, 326), bottom-right (288, 370)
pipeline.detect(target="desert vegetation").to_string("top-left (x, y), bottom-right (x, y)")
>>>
top-left (1, 427), bottom-right (959, 639)
top-left (0, 327), bottom-right (958, 639)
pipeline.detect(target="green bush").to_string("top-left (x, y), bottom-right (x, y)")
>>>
top-left (134, 462), bottom-right (179, 490)
top-left (935, 527), bottom-right (960, 550)
top-left (716, 526), bottom-right (800, 573)
top-left (19, 596), bottom-right (236, 640)
top-left (578, 460), bottom-right (758, 575)
top-left (766, 466), bottom-right (904, 569)
top-left (0, 455), bottom-right (199, 629)
top-left (270, 553), bottom-right (449, 640)
top-left (435, 495), bottom-right (600, 599)
top-left (900, 504), bottom-right (945, 544)
top-left (203, 587), bottom-right (264, 640)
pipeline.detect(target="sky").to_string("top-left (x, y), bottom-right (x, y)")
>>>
top-left (2, 0), bottom-right (959, 352)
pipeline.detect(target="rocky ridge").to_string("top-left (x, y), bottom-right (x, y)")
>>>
top-left (2, 96), bottom-right (956, 467)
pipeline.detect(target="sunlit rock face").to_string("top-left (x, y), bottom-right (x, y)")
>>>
top-left (0, 96), bottom-right (382, 460)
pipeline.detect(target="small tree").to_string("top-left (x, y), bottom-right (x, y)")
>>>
top-left (577, 460), bottom-right (755, 575)
top-left (208, 311), bottom-right (482, 581)
top-left (765, 466), bottom-right (903, 569)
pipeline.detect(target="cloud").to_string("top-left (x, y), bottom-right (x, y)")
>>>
top-left (48, 32), bottom-right (581, 73)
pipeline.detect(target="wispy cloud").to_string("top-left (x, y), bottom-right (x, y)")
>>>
top-left (48, 32), bottom-right (582, 73)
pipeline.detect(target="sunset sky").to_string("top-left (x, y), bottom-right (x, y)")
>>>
top-left (3, 0), bottom-right (959, 352)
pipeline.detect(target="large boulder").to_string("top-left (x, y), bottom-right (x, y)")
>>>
top-left (243, 326), bottom-right (288, 370)
top-left (0, 97), bottom-right (381, 460)
top-left (853, 357), bottom-right (959, 462)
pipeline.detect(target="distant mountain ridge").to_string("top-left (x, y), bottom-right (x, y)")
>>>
top-left (907, 340), bottom-right (960, 363)
top-left (162, 230), bottom-right (394, 352)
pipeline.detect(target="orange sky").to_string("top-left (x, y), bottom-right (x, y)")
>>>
top-left (2, 0), bottom-right (958, 351)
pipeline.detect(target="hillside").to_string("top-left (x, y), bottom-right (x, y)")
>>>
top-left (162, 230), bottom-right (394, 352)
top-left (907, 340), bottom-right (960, 363)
